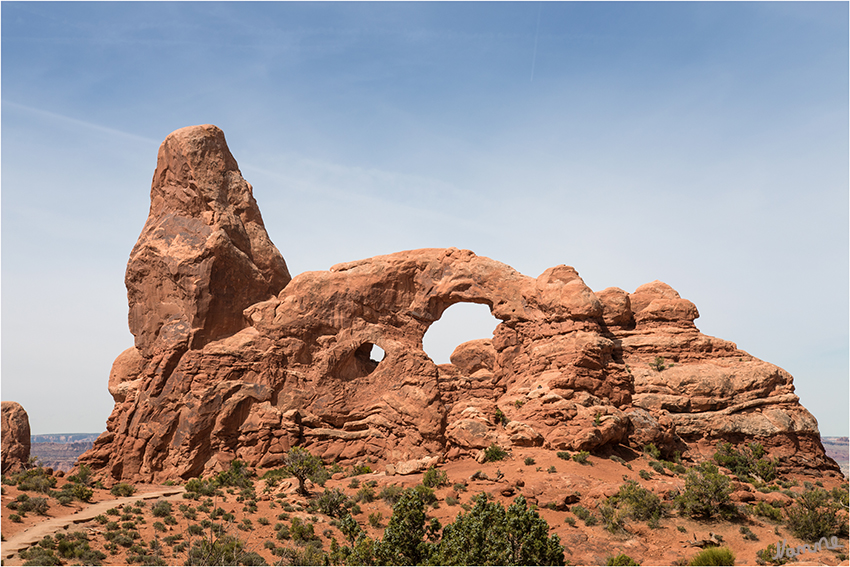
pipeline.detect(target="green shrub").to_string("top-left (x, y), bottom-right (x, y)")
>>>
top-left (379, 484), bottom-right (404, 505)
top-left (276, 542), bottom-right (326, 565)
top-left (20, 546), bottom-right (61, 566)
top-left (663, 460), bottom-right (687, 474)
top-left (9, 494), bottom-right (50, 515)
top-left (649, 461), bottom-right (665, 474)
top-left (676, 463), bottom-right (736, 519)
top-left (607, 552), bottom-right (640, 565)
top-left (610, 455), bottom-right (631, 469)
top-left (311, 488), bottom-right (349, 518)
top-left (214, 459), bottom-right (255, 489)
top-left (110, 482), bottom-right (136, 497)
top-left (786, 487), bottom-right (848, 542)
top-left (572, 504), bottom-right (598, 526)
top-left (66, 464), bottom-right (93, 487)
top-left (186, 533), bottom-right (260, 566)
top-left (430, 493), bottom-right (564, 565)
top-left (9, 512), bottom-right (22, 522)
top-left (739, 525), bottom-right (758, 540)
top-left (57, 482), bottom-right (93, 502)
top-left (639, 469), bottom-right (653, 480)
top-left (688, 546), bottom-right (735, 566)
top-left (369, 511), bottom-right (383, 528)
top-left (524, 457), bottom-right (536, 466)
top-left (113, 533), bottom-right (134, 547)
top-left (184, 477), bottom-right (217, 498)
top-left (47, 531), bottom-right (106, 565)
top-left (556, 451), bottom-right (571, 460)
top-left (831, 485), bottom-right (849, 507)
top-left (11, 467), bottom-right (57, 493)
top-left (355, 485), bottom-right (376, 503)
top-left (608, 480), bottom-right (664, 525)
top-left (713, 442), bottom-right (777, 482)
top-left (753, 501), bottom-right (783, 522)
top-left (31, 496), bottom-right (51, 515)
top-left (600, 502), bottom-right (627, 533)
top-left (572, 451), bottom-right (590, 464)
top-left (756, 543), bottom-right (788, 566)
top-left (290, 517), bottom-right (317, 544)
top-left (564, 516), bottom-right (576, 527)
top-left (643, 444), bottom-right (662, 460)
top-left (484, 444), bottom-right (508, 462)
top-left (649, 356), bottom-right (667, 372)
top-left (445, 495), bottom-right (459, 506)
top-left (349, 464), bottom-right (372, 476)
top-left (151, 500), bottom-right (172, 518)
top-left (422, 466), bottom-right (449, 488)
top-left (153, 521), bottom-right (166, 532)
top-left (494, 408), bottom-right (509, 426)
top-left (413, 484), bottom-right (438, 506)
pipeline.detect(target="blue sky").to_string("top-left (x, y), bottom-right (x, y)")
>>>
top-left (2, 2), bottom-right (847, 437)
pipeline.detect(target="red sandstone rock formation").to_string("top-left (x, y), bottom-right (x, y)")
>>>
top-left (78, 125), bottom-right (840, 483)
top-left (2, 401), bottom-right (31, 474)
top-left (126, 124), bottom-right (290, 358)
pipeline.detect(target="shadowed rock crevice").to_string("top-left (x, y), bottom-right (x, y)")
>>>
top-left (77, 125), bottom-right (841, 483)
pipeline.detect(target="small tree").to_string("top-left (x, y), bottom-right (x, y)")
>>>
top-left (67, 464), bottom-right (94, 487)
top-left (375, 488), bottom-right (429, 565)
top-left (281, 446), bottom-right (323, 496)
top-left (676, 462), bottom-right (736, 519)
top-left (433, 493), bottom-right (564, 565)
top-left (311, 488), bottom-right (349, 518)
top-left (786, 487), bottom-right (848, 542)
top-left (422, 466), bottom-right (449, 488)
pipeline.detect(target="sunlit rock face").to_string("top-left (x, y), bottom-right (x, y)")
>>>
top-left (78, 125), bottom-right (839, 483)
top-left (2, 401), bottom-right (31, 474)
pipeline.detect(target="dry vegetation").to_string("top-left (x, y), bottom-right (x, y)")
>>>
top-left (2, 444), bottom-right (848, 566)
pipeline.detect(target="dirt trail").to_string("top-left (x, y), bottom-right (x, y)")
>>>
top-left (1, 487), bottom-right (185, 562)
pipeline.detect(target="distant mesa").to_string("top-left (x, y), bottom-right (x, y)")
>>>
top-left (29, 435), bottom-right (100, 473)
top-left (77, 125), bottom-right (842, 483)
top-left (1, 401), bottom-right (31, 474)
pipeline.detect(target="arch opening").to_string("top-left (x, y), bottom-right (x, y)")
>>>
top-left (336, 342), bottom-right (385, 380)
top-left (422, 302), bottom-right (500, 365)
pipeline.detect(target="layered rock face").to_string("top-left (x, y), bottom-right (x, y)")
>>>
top-left (79, 125), bottom-right (839, 482)
top-left (2, 401), bottom-right (31, 474)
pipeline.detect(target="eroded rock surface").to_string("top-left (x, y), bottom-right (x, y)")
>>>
top-left (79, 125), bottom-right (839, 482)
top-left (2, 401), bottom-right (31, 474)
top-left (126, 124), bottom-right (290, 358)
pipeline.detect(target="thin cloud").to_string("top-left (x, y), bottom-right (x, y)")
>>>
top-left (2, 101), bottom-right (159, 146)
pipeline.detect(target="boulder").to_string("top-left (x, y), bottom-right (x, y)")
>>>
top-left (394, 456), bottom-right (440, 476)
top-left (2, 401), bottom-right (31, 473)
top-left (450, 339), bottom-right (496, 374)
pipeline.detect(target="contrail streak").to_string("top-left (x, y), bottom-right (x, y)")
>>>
top-left (530, 2), bottom-right (542, 82)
